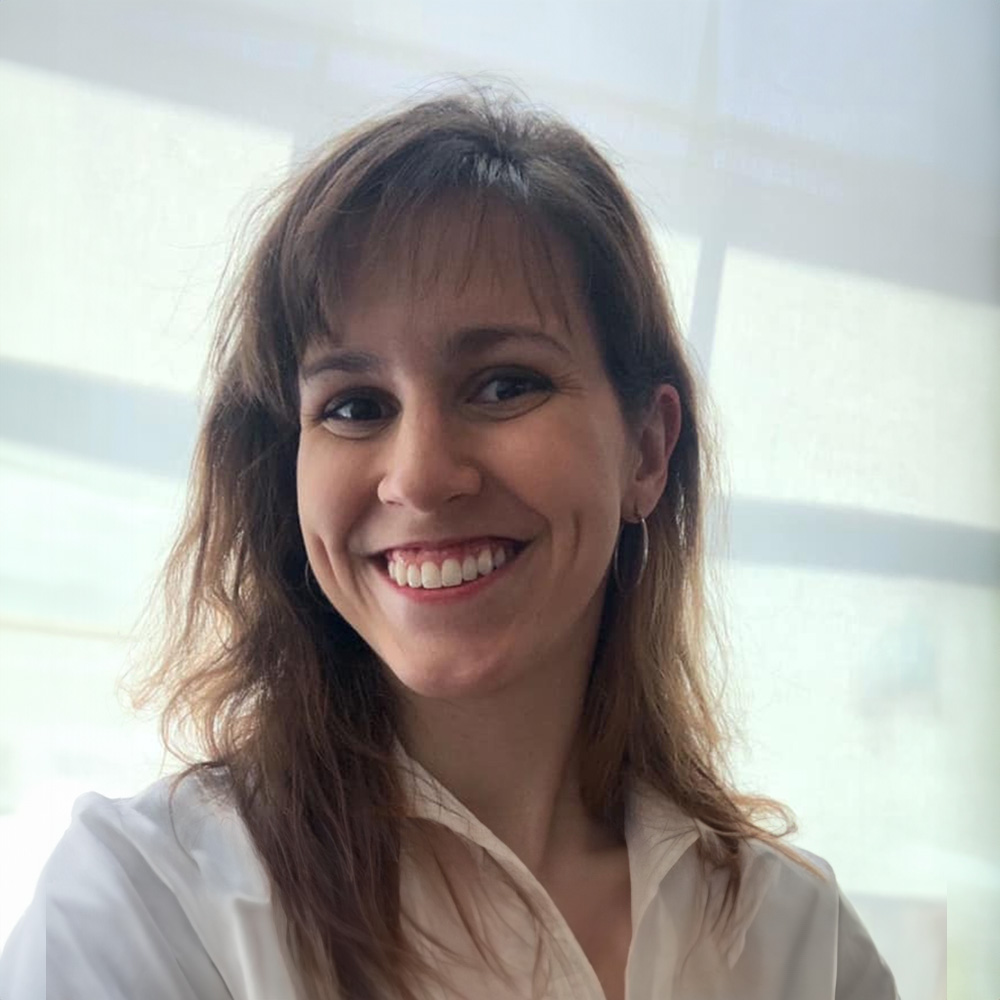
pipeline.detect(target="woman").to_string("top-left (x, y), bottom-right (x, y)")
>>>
top-left (0, 90), bottom-right (898, 999)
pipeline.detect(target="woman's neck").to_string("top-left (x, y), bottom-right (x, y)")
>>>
top-left (399, 656), bottom-right (607, 876)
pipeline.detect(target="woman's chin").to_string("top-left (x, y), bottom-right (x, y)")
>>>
top-left (385, 655), bottom-right (519, 703)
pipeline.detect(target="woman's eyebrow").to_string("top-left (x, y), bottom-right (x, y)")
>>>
top-left (300, 350), bottom-right (383, 382)
top-left (300, 325), bottom-right (572, 383)
top-left (444, 325), bottom-right (573, 360)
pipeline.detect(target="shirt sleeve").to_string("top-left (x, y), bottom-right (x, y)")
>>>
top-left (834, 888), bottom-right (900, 1000)
top-left (0, 793), bottom-right (232, 1000)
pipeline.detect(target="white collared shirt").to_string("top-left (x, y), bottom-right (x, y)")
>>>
top-left (0, 756), bottom-right (898, 999)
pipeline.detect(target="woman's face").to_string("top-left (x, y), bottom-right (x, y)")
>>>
top-left (297, 207), bottom-right (652, 701)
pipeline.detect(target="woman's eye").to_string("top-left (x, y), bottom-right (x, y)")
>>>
top-left (473, 372), bottom-right (552, 405)
top-left (322, 394), bottom-right (391, 424)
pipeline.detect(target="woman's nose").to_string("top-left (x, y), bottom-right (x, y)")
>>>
top-left (376, 407), bottom-right (482, 512)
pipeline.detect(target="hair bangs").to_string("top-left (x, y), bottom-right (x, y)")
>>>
top-left (268, 191), bottom-right (581, 415)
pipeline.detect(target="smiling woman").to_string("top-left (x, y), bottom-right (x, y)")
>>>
top-left (296, 202), bottom-right (670, 709)
top-left (0, 89), bottom-right (898, 1000)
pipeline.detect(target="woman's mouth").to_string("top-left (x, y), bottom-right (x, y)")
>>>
top-left (382, 539), bottom-right (523, 590)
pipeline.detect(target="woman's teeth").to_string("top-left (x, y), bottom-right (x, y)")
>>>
top-left (387, 544), bottom-right (511, 589)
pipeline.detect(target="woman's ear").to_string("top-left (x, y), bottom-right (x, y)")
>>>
top-left (625, 384), bottom-right (682, 518)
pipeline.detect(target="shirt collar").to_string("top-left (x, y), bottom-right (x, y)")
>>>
top-left (395, 743), bottom-right (702, 930)
top-left (624, 780), bottom-right (702, 929)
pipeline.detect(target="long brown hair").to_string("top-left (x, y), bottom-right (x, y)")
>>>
top-left (132, 87), bottom-right (797, 999)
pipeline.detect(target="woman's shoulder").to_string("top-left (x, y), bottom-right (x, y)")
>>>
top-left (0, 772), bottom-right (301, 1000)
top-left (738, 836), bottom-right (836, 904)
top-left (715, 838), bottom-right (898, 999)
top-left (633, 802), bottom-right (898, 1000)
top-left (67, 769), bottom-right (268, 898)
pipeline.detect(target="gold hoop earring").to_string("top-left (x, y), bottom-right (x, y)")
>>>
top-left (612, 513), bottom-right (648, 592)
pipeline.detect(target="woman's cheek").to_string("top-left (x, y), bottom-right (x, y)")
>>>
top-left (297, 436), bottom-right (343, 541)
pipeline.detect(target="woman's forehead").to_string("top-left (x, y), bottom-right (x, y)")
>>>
top-left (314, 200), bottom-right (587, 350)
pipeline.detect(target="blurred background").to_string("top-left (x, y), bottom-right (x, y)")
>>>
top-left (1, 1), bottom-right (998, 996)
